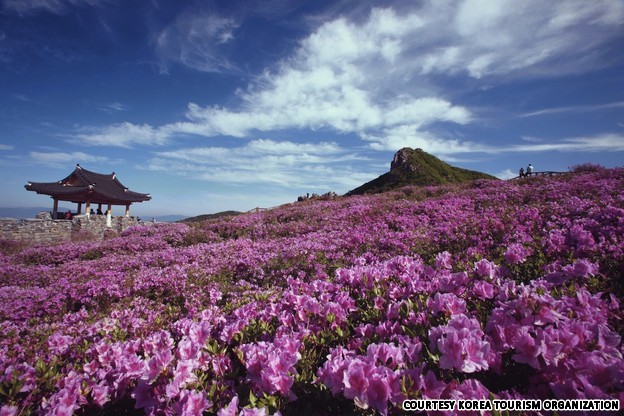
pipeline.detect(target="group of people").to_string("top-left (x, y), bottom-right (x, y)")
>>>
top-left (518, 163), bottom-right (534, 178)
top-left (64, 208), bottom-right (106, 219)
top-left (297, 191), bottom-right (338, 202)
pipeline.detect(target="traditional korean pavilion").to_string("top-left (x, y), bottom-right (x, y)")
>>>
top-left (25, 164), bottom-right (151, 219)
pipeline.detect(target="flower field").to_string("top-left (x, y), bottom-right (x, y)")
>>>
top-left (1, 168), bottom-right (623, 415)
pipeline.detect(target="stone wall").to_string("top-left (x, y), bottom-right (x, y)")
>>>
top-left (0, 212), bottom-right (148, 245)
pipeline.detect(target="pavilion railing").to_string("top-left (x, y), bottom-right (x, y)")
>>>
top-left (509, 171), bottom-right (571, 181)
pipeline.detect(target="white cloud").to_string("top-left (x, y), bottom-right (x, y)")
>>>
top-left (72, 2), bottom-right (624, 158)
top-left (161, 7), bottom-right (472, 143)
top-left (495, 168), bottom-right (517, 180)
top-left (361, 124), bottom-right (487, 155)
top-left (171, 2), bottom-right (621, 141)
top-left (75, 7), bottom-right (471, 147)
top-left (419, 0), bottom-right (624, 78)
top-left (70, 122), bottom-right (170, 148)
top-left (0, 144), bottom-right (15, 151)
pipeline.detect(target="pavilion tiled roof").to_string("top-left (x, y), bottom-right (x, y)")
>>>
top-left (25, 164), bottom-right (151, 205)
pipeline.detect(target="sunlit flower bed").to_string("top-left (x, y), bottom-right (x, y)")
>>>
top-left (1, 169), bottom-right (623, 415)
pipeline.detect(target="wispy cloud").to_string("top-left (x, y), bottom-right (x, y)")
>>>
top-left (147, 139), bottom-right (371, 190)
top-left (505, 133), bottom-right (624, 153)
top-left (2, 0), bottom-right (107, 15)
top-left (96, 102), bottom-right (127, 114)
top-left (29, 151), bottom-right (110, 167)
top-left (365, 132), bottom-right (624, 156)
top-left (155, 13), bottom-right (239, 74)
top-left (0, 144), bottom-right (15, 151)
top-left (518, 101), bottom-right (624, 118)
top-left (12, 94), bottom-right (32, 102)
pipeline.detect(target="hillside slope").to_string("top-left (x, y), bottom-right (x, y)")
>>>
top-left (180, 210), bottom-right (242, 224)
top-left (1, 169), bottom-right (623, 415)
top-left (347, 147), bottom-right (497, 195)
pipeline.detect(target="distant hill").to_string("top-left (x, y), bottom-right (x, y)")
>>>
top-left (0, 206), bottom-right (71, 219)
top-left (346, 148), bottom-right (497, 196)
top-left (0, 207), bottom-right (186, 222)
top-left (180, 210), bottom-right (242, 224)
top-left (151, 215), bottom-right (188, 223)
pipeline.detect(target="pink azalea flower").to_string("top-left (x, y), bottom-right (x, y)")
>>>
top-left (144, 349), bottom-right (174, 382)
top-left (366, 343), bottom-right (405, 369)
top-left (472, 280), bottom-right (494, 300)
top-left (435, 251), bottom-right (453, 270)
top-left (174, 389), bottom-right (211, 416)
top-left (240, 336), bottom-right (301, 399)
top-left (474, 259), bottom-right (497, 279)
top-left (90, 382), bottom-right (110, 407)
top-left (452, 378), bottom-right (490, 400)
top-left (366, 369), bottom-right (392, 416)
top-left (317, 347), bottom-right (351, 395)
top-left (511, 327), bottom-right (540, 369)
top-left (240, 408), bottom-right (268, 416)
top-left (428, 293), bottom-right (466, 316)
top-left (178, 338), bottom-right (200, 361)
top-left (0, 406), bottom-right (19, 416)
top-left (430, 314), bottom-right (490, 373)
top-left (504, 243), bottom-right (531, 264)
top-left (48, 333), bottom-right (74, 356)
top-left (342, 359), bottom-right (371, 405)
top-left (131, 379), bottom-right (159, 412)
top-left (217, 396), bottom-right (239, 416)
top-left (420, 371), bottom-right (447, 399)
top-left (571, 258), bottom-right (598, 277)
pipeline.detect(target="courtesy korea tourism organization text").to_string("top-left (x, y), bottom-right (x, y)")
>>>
top-left (402, 398), bottom-right (620, 412)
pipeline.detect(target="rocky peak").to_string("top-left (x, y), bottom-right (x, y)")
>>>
top-left (390, 147), bottom-right (422, 172)
top-left (346, 147), bottom-right (496, 196)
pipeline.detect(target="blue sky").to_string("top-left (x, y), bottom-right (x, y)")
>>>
top-left (1, 0), bottom-right (623, 217)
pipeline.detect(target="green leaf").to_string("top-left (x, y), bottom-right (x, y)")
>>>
top-left (249, 390), bottom-right (257, 406)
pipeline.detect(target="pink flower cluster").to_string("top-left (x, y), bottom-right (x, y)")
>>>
top-left (239, 335), bottom-right (302, 399)
top-left (429, 314), bottom-right (492, 373)
top-left (318, 344), bottom-right (408, 415)
top-left (0, 168), bottom-right (623, 414)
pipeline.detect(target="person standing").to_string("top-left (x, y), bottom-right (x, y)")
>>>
top-left (527, 164), bottom-right (534, 176)
top-left (519, 167), bottom-right (525, 178)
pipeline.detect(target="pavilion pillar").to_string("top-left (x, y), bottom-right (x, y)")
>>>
top-left (77, 203), bottom-right (82, 214)
top-left (52, 198), bottom-right (58, 219)
top-left (85, 201), bottom-right (91, 218)
top-left (106, 204), bottom-right (112, 228)
top-left (125, 204), bottom-right (130, 217)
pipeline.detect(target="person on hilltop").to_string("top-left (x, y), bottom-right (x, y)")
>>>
top-left (519, 167), bottom-right (525, 178)
top-left (527, 164), bottom-right (534, 176)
